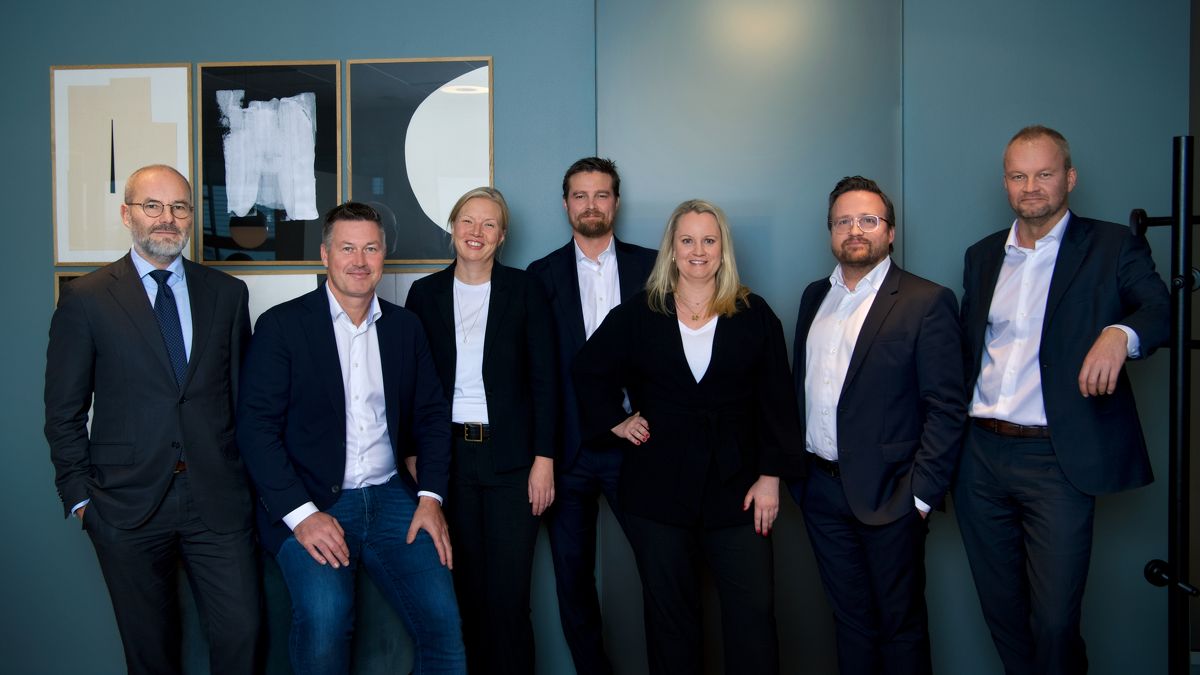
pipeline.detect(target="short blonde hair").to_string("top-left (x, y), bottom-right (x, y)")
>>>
top-left (646, 199), bottom-right (750, 317)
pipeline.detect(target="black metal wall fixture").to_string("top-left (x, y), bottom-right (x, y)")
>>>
top-left (1129, 135), bottom-right (1198, 675)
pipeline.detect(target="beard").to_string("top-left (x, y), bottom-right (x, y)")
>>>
top-left (571, 211), bottom-right (613, 239)
top-left (834, 237), bottom-right (887, 269)
top-left (135, 225), bottom-right (189, 262)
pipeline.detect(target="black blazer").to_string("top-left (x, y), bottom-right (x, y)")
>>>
top-left (793, 263), bottom-right (967, 525)
top-left (236, 287), bottom-right (451, 554)
top-left (573, 292), bottom-right (803, 528)
top-left (45, 254), bottom-right (253, 532)
top-left (527, 238), bottom-right (656, 471)
top-left (961, 212), bottom-right (1169, 495)
top-left (405, 262), bottom-right (558, 472)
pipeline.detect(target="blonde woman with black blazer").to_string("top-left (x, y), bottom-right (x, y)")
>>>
top-left (573, 199), bottom-right (803, 675)
top-left (405, 187), bottom-right (557, 675)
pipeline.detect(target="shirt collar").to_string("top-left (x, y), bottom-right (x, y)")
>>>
top-left (830, 256), bottom-right (891, 293)
top-left (130, 246), bottom-right (185, 282)
top-left (574, 236), bottom-right (615, 265)
top-left (324, 282), bottom-right (382, 327)
top-left (1005, 210), bottom-right (1071, 251)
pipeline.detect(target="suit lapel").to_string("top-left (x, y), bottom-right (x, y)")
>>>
top-left (182, 261), bottom-right (213, 391)
top-left (482, 264), bottom-right (512, 364)
top-left (972, 238), bottom-right (1006, 336)
top-left (432, 265), bottom-right (457, 347)
top-left (376, 302), bottom-right (401, 448)
top-left (555, 242), bottom-right (588, 348)
top-left (1043, 213), bottom-right (1089, 330)
top-left (615, 238), bottom-right (644, 302)
top-left (109, 255), bottom-right (178, 392)
top-left (302, 289), bottom-right (346, 420)
top-left (841, 265), bottom-right (901, 397)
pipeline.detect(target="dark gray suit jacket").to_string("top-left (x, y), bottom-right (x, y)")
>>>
top-left (45, 253), bottom-right (253, 532)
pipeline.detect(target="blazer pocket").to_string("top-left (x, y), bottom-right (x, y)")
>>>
top-left (879, 439), bottom-right (918, 463)
top-left (89, 442), bottom-right (135, 465)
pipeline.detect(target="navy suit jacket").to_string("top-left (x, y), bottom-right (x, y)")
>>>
top-left (45, 254), bottom-right (253, 532)
top-left (793, 263), bottom-right (967, 525)
top-left (237, 286), bottom-right (451, 554)
top-left (961, 212), bottom-right (1169, 495)
top-left (527, 237), bottom-right (656, 471)
top-left (405, 262), bottom-right (558, 472)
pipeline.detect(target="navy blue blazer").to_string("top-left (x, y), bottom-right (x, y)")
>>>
top-left (793, 263), bottom-right (967, 525)
top-left (527, 238), bottom-right (656, 471)
top-left (405, 262), bottom-right (558, 472)
top-left (961, 212), bottom-right (1169, 495)
top-left (237, 286), bottom-right (451, 554)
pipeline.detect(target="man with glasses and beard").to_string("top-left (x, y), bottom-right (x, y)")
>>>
top-left (527, 157), bottom-right (655, 675)
top-left (45, 164), bottom-right (260, 674)
top-left (790, 175), bottom-right (966, 675)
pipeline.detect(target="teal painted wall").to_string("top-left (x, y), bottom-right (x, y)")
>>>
top-left (2, 0), bottom-right (1190, 673)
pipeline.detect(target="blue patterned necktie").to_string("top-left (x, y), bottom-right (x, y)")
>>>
top-left (148, 269), bottom-right (188, 388)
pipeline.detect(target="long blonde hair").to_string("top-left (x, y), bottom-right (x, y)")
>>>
top-left (645, 199), bottom-right (750, 317)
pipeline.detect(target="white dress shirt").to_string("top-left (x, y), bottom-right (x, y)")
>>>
top-left (969, 214), bottom-right (1139, 425)
top-left (575, 237), bottom-right (621, 339)
top-left (804, 257), bottom-right (891, 461)
top-left (282, 286), bottom-right (416, 531)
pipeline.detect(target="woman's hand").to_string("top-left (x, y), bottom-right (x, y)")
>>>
top-left (743, 475), bottom-right (780, 535)
top-left (528, 456), bottom-right (555, 516)
top-left (611, 412), bottom-right (650, 445)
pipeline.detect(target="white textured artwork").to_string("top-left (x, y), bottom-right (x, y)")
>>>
top-left (217, 90), bottom-right (319, 221)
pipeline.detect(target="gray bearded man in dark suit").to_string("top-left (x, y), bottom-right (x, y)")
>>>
top-left (791, 176), bottom-right (967, 675)
top-left (44, 164), bottom-right (261, 674)
top-left (527, 157), bottom-right (656, 675)
top-left (956, 126), bottom-right (1169, 674)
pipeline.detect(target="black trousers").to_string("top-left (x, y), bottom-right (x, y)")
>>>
top-left (800, 467), bottom-right (931, 675)
top-left (85, 473), bottom-right (261, 675)
top-left (954, 425), bottom-right (1094, 675)
top-left (447, 435), bottom-right (541, 675)
top-left (545, 446), bottom-right (625, 675)
top-left (624, 512), bottom-right (778, 675)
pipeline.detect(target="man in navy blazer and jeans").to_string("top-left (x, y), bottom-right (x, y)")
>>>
top-left (238, 202), bottom-right (465, 674)
top-left (957, 126), bottom-right (1169, 674)
top-left (527, 157), bottom-right (656, 675)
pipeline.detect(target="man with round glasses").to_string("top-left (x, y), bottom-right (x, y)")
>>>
top-left (45, 164), bottom-right (261, 674)
top-left (790, 175), bottom-right (966, 674)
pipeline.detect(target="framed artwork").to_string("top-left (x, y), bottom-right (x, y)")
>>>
top-left (348, 58), bottom-right (492, 263)
top-left (199, 61), bottom-right (341, 265)
top-left (53, 271), bottom-right (87, 306)
top-left (232, 269), bottom-right (437, 325)
top-left (52, 64), bottom-right (192, 265)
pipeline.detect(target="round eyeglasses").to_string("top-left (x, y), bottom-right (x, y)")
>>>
top-left (831, 214), bottom-right (887, 234)
top-left (126, 201), bottom-right (194, 219)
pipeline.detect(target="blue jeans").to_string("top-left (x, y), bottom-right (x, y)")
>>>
top-left (275, 478), bottom-right (466, 675)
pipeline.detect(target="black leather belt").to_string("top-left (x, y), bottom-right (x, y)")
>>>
top-left (452, 422), bottom-right (491, 442)
top-left (808, 453), bottom-right (840, 479)
top-left (972, 417), bottom-right (1050, 439)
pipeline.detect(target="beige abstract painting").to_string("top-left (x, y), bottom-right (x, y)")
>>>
top-left (52, 65), bottom-right (191, 264)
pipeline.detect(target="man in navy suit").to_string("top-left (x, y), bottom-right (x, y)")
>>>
top-left (527, 157), bottom-right (656, 675)
top-left (792, 176), bottom-right (967, 674)
top-left (237, 202), bottom-right (466, 674)
top-left (957, 126), bottom-right (1169, 674)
